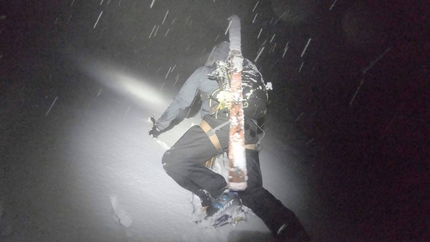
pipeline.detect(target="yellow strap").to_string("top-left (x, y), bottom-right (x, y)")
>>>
top-left (200, 120), bottom-right (257, 152)
top-left (200, 120), bottom-right (222, 152)
top-left (205, 156), bottom-right (216, 169)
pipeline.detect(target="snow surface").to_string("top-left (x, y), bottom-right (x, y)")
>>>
top-left (2, 1), bottom-right (407, 240)
top-left (0, 81), bottom-right (334, 241)
top-left (0, 87), bottom-right (314, 242)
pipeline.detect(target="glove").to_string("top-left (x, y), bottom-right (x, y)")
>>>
top-left (149, 125), bottom-right (162, 138)
top-left (149, 116), bottom-right (162, 138)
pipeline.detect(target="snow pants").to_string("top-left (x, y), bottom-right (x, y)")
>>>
top-left (240, 149), bottom-right (310, 240)
top-left (162, 113), bottom-right (308, 238)
top-left (162, 114), bottom-right (230, 200)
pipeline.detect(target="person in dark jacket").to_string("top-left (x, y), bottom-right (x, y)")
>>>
top-left (150, 41), bottom-right (310, 241)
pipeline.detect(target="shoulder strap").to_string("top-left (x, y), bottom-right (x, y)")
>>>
top-left (200, 120), bottom-right (229, 152)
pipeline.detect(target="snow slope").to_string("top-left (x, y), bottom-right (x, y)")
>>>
top-left (1, 82), bottom-right (320, 242)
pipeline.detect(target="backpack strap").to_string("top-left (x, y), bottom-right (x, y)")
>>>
top-left (201, 119), bottom-right (259, 153)
top-left (244, 144), bottom-right (257, 150)
top-left (200, 120), bottom-right (229, 152)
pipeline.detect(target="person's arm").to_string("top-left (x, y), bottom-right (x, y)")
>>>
top-left (156, 66), bottom-right (206, 130)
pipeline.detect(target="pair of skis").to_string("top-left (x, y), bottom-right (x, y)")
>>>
top-left (226, 15), bottom-right (247, 191)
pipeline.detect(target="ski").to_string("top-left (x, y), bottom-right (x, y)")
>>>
top-left (227, 15), bottom-right (247, 191)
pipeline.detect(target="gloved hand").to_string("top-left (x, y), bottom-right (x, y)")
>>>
top-left (149, 125), bottom-right (162, 138)
top-left (149, 116), bottom-right (162, 138)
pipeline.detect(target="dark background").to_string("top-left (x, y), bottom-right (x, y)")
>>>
top-left (1, 0), bottom-right (428, 241)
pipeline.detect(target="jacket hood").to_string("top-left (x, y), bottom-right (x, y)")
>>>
top-left (205, 41), bottom-right (230, 67)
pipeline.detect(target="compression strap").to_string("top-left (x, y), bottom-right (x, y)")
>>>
top-left (200, 120), bottom-right (257, 152)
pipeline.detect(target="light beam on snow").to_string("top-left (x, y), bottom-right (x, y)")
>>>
top-left (114, 73), bottom-right (165, 106)
top-left (79, 58), bottom-right (167, 108)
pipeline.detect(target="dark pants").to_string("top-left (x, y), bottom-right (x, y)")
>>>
top-left (240, 149), bottom-right (310, 240)
top-left (162, 114), bottom-right (230, 199)
top-left (162, 114), bottom-right (308, 239)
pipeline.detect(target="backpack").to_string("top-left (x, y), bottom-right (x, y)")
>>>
top-left (208, 58), bottom-right (271, 120)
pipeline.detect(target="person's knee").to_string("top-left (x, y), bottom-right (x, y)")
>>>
top-left (162, 157), bottom-right (177, 178)
top-left (162, 150), bottom-right (173, 166)
top-left (162, 151), bottom-right (176, 177)
top-left (163, 162), bottom-right (173, 175)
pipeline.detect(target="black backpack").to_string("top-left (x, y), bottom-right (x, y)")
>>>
top-left (208, 58), bottom-right (270, 120)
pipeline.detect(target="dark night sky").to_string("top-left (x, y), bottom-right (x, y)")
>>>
top-left (1, 0), bottom-right (429, 240)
